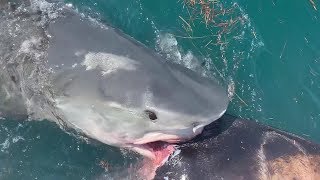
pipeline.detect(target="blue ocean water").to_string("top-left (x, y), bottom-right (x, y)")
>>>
top-left (1, 0), bottom-right (320, 179)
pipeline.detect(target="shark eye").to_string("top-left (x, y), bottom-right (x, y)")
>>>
top-left (144, 110), bottom-right (158, 121)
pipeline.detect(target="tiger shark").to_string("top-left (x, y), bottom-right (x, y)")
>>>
top-left (0, 3), bottom-right (228, 177)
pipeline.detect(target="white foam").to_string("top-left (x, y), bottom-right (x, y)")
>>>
top-left (19, 37), bottom-right (42, 54)
top-left (75, 50), bottom-right (86, 57)
top-left (170, 149), bottom-right (181, 160)
top-left (71, 63), bottom-right (78, 68)
top-left (157, 33), bottom-right (182, 61)
top-left (180, 174), bottom-right (188, 180)
top-left (156, 33), bottom-right (205, 75)
top-left (30, 0), bottom-right (61, 23)
top-left (12, 136), bottom-right (25, 143)
top-left (82, 52), bottom-right (139, 75)
top-left (0, 138), bottom-right (10, 152)
top-left (65, 3), bottom-right (73, 8)
top-left (228, 80), bottom-right (235, 99)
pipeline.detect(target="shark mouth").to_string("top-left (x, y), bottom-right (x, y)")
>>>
top-left (129, 134), bottom-right (184, 162)
top-left (124, 126), bottom-right (206, 179)
top-left (131, 141), bottom-right (177, 165)
top-left (129, 125), bottom-right (205, 161)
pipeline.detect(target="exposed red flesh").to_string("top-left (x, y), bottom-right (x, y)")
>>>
top-left (138, 141), bottom-right (176, 180)
top-left (146, 142), bottom-right (175, 165)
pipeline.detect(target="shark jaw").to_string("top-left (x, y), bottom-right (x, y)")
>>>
top-left (130, 141), bottom-right (177, 162)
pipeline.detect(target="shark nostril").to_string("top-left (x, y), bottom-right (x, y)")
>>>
top-left (144, 110), bottom-right (158, 121)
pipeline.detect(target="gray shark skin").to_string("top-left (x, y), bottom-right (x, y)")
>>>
top-left (47, 11), bottom-right (228, 157)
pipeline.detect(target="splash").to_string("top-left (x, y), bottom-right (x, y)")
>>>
top-left (0, 139), bottom-right (10, 152)
top-left (155, 33), bottom-right (205, 75)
